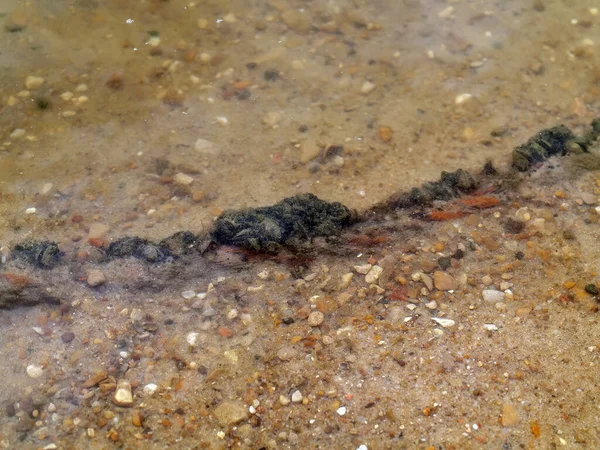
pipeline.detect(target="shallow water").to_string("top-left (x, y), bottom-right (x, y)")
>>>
top-left (1, 1), bottom-right (600, 448)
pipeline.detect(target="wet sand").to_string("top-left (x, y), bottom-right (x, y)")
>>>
top-left (1, 0), bottom-right (600, 448)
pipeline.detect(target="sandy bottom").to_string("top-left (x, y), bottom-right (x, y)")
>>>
top-left (1, 0), bottom-right (600, 448)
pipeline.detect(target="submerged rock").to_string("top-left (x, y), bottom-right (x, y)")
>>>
top-left (12, 241), bottom-right (61, 269)
top-left (212, 193), bottom-right (354, 252)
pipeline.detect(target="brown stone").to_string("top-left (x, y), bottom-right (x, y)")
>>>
top-left (433, 271), bottom-right (458, 291)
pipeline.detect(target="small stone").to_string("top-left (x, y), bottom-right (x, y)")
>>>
top-left (353, 264), bottom-right (372, 274)
top-left (279, 395), bottom-right (291, 406)
top-left (277, 346), bottom-right (298, 361)
top-left (378, 126), bottom-right (393, 143)
top-left (338, 273), bottom-right (353, 290)
top-left (186, 332), bottom-right (200, 346)
top-left (580, 192), bottom-right (597, 205)
top-left (143, 383), bottom-right (158, 396)
top-left (481, 275), bottom-right (493, 286)
top-left (26, 364), bottom-right (44, 379)
top-left (585, 284), bottom-right (599, 295)
top-left (501, 403), bottom-right (519, 426)
top-left (431, 317), bottom-right (455, 328)
top-left (300, 140), bottom-right (321, 163)
top-left (307, 311), bottom-right (324, 327)
top-left (86, 269), bottom-right (106, 287)
top-left (360, 81), bottom-right (376, 94)
top-left (365, 265), bottom-right (383, 284)
top-left (515, 207), bottom-right (531, 222)
top-left (130, 308), bottom-right (143, 322)
top-left (482, 289), bottom-right (505, 302)
top-left (9, 129), bottom-right (25, 139)
top-left (291, 390), bottom-right (303, 402)
top-left (263, 111), bottom-right (283, 127)
top-left (61, 332), bottom-right (75, 343)
top-left (181, 290), bottom-right (196, 299)
top-left (420, 273), bottom-right (433, 291)
top-left (336, 406), bottom-right (347, 416)
top-left (174, 173), bottom-right (194, 185)
top-left (88, 223), bottom-right (110, 241)
top-left (25, 76), bottom-right (44, 90)
top-left (213, 401), bottom-right (249, 427)
top-left (455, 93), bottom-right (472, 105)
top-left (194, 138), bottom-right (220, 155)
top-left (113, 380), bottom-right (134, 407)
top-left (425, 301), bottom-right (438, 310)
top-left (281, 9), bottom-right (311, 33)
top-left (484, 324), bottom-right (498, 331)
top-left (433, 271), bottom-right (457, 291)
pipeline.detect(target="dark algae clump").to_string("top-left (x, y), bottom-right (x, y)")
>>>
top-left (106, 237), bottom-right (172, 263)
top-left (12, 241), bottom-right (61, 269)
top-left (212, 193), bottom-right (355, 251)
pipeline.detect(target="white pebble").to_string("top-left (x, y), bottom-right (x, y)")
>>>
top-left (186, 332), bottom-right (200, 346)
top-left (357, 446), bottom-right (368, 450)
top-left (291, 390), bottom-right (303, 402)
top-left (360, 81), bottom-right (376, 94)
top-left (431, 317), bottom-right (455, 328)
top-left (308, 311), bottom-right (324, 327)
top-left (279, 395), bottom-right (291, 406)
top-left (10, 128), bottom-right (25, 139)
top-left (353, 264), bottom-right (372, 274)
top-left (174, 173), bottom-right (194, 185)
top-left (438, 6), bottom-right (454, 18)
top-left (25, 207), bottom-right (36, 215)
top-left (482, 289), bottom-right (505, 302)
top-left (216, 116), bottom-right (229, 126)
top-left (181, 290), bottom-right (196, 299)
top-left (336, 406), bottom-right (347, 416)
top-left (484, 324), bottom-right (499, 331)
top-left (455, 93), bottom-right (472, 105)
top-left (25, 76), bottom-right (44, 90)
top-left (26, 364), bottom-right (44, 378)
top-left (143, 383), bottom-right (158, 396)
top-left (365, 265), bottom-right (383, 284)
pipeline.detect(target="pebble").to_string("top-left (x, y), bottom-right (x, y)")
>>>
top-left (455, 93), bottom-right (472, 105)
top-left (26, 364), bottom-right (44, 379)
top-left (25, 76), bottom-right (44, 90)
top-left (501, 403), bottom-right (519, 426)
top-left (425, 301), bottom-right (438, 310)
top-left (143, 383), bottom-right (158, 396)
top-left (277, 346), bottom-right (298, 361)
top-left (431, 317), bottom-right (455, 328)
top-left (481, 275), bottom-right (493, 286)
top-left (580, 192), bottom-right (597, 205)
top-left (61, 332), bottom-right (75, 343)
top-left (336, 406), bottom-right (347, 416)
top-left (353, 264), bottom-right (372, 274)
top-left (186, 332), bottom-right (200, 346)
top-left (194, 138), bottom-right (220, 155)
top-left (113, 379), bottom-right (134, 407)
top-left (263, 111), bottom-right (282, 127)
top-left (291, 390), bottom-right (303, 402)
top-left (279, 395), bottom-right (291, 406)
top-left (307, 311), bottom-right (324, 327)
top-left (484, 324), bottom-right (499, 331)
top-left (86, 269), bottom-right (106, 287)
top-left (515, 207), bottom-right (531, 222)
top-left (181, 290), bottom-right (196, 299)
top-left (10, 128), bottom-right (25, 139)
top-left (433, 271), bottom-right (457, 291)
top-left (360, 81), bottom-right (376, 94)
top-left (213, 401), bottom-right (249, 427)
top-left (338, 273), bottom-right (353, 290)
top-left (300, 140), bottom-right (321, 163)
top-left (174, 173), bottom-right (194, 185)
top-left (365, 265), bottom-right (383, 284)
top-left (88, 223), bottom-right (110, 240)
top-left (482, 289), bottom-right (505, 302)
top-left (420, 273), bottom-right (433, 291)
top-left (25, 207), bottom-right (36, 215)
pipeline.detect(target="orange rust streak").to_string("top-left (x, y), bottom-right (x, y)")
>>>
top-left (459, 195), bottom-right (500, 209)
top-left (423, 211), bottom-right (469, 222)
